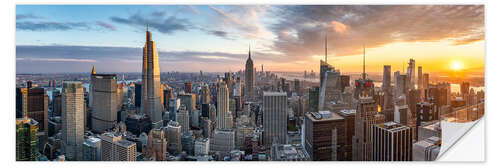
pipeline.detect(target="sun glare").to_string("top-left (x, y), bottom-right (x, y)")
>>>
top-left (451, 61), bottom-right (464, 71)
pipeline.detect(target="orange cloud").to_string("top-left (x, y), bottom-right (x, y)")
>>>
top-left (331, 21), bottom-right (347, 33)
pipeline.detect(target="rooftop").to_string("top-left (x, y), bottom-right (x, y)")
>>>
top-left (263, 91), bottom-right (287, 96)
top-left (307, 111), bottom-right (344, 121)
top-left (375, 121), bottom-right (411, 131)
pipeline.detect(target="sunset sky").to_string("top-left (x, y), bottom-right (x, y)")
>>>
top-left (16, 5), bottom-right (484, 74)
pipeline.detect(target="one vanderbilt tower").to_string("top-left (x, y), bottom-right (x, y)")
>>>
top-left (141, 25), bottom-right (163, 128)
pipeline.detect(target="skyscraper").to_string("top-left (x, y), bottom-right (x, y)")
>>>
top-left (407, 59), bottom-right (416, 90)
top-left (304, 111), bottom-right (346, 160)
top-left (61, 81), bottom-right (85, 161)
top-left (354, 46), bottom-right (375, 99)
top-left (166, 121), bottom-right (182, 154)
top-left (216, 79), bottom-right (233, 129)
top-left (90, 72), bottom-right (118, 133)
top-left (245, 46), bottom-right (254, 98)
top-left (263, 92), bottom-right (287, 146)
top-left (352, 97), bottom-right (385, 161)
top-left (20, 85), bottom-right (48, 145)
top-left (16, 118), bottom-right (39, 161)
top-left (141, 26), bottom-right (163, 128)
top-left (372, 122), bottom-right (413, 161)
top-left (176, 105), bottom-right (190, 135)
top-left (418, 66), bottom-right (423, 99)
top-left (383, 65), bottom-right (393, 110)
top-left (145, 128), bottom-right (167, 161)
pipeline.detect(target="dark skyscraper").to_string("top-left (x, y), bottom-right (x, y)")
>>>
top-left (245, 45), bottom-right (254, 98)
top-left (141, 26), bottom-right (163, 127)
top-left (135, 83), bottom-right (142, 108)
top-left (90, 71), bottom-right (118, 133)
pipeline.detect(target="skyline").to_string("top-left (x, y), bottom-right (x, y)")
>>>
top-left (16, 5), bottom-right (484, 74)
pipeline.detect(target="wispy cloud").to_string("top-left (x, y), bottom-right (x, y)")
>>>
top-left (16, 21), bottom-right (91, 31)
top-left (110, 12), bottom-right (192, 34)
top-left (16, 14), bottom-right (44, 20)
top-left (17, 57), bottom-right (96, 62)
top-left (96, 21), bottom-right (116, 31)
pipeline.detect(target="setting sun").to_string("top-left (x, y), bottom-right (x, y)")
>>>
top-left (451, 61), bottom-right (464, 71)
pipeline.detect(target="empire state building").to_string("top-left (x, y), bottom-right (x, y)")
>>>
top-left (141, 26), bottom-right (163, 127)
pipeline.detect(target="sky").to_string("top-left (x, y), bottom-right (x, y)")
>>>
top-left (16, 5), bottom-right (484, 74)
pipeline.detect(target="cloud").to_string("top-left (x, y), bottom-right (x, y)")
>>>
top-left (96, 21), bottom-right (116, 31)
top-left (331, 21), bottom-right (347, 33)
top-left (16, 21), bottom-right (91, 31)
top-left (151, 11), bottom-right (166, 17)
top-left (16, 57), bottom-right (96, 62)
top-left (268, 5), bottom-right (484, 60)
top-left (110, 13), bottom-right (192, 34)
top-left (17, 20), bottom-right (118, 32)
top-left (16, 14), bottom-right (43, 20)
top-left (208, 5), bottom-right (271, 39)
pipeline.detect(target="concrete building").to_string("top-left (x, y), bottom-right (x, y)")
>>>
top-left (194, 138), bottom-right (210, 156)
top-left (210, 129), bottom-right (235, 154)
top-left (61, 81), bottom-right (85, 161)
top-left (145, 128), bottom-right (167, 161)
top-left (413, 136), bottom-right (440, 161)
top-left (372, 122), bottom-right (413, 161)
top-left (101, 132), bottom-right (136, 161)
top-left (82, 137), bottom-right (102, 161)
top-left (271, 144), bottom-right (310, 161)
top-left (165, 121), bottom-right (182, 154)
top-left (263, 92), bottom-right (288, 146)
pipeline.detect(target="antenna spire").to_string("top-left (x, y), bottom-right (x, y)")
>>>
top-left (248, 44), bottom-right (251, 59)
top-left (325, 31), bottom-right (328, 63)
top-left (362, 44), bottom-right (366, 80)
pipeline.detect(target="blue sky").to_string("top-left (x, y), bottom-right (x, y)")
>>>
top-left (16, 5), bottom-right (484, 73)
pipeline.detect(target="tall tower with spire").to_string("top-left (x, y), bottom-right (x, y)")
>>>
top-left (245, 45), bottom-right (254, 98)
top-left (354, 45), bottom-right (374, 99)
top-left (141, 25), bottom-right (163, 127)
top-left (320, 32), bottom-right (333, 89)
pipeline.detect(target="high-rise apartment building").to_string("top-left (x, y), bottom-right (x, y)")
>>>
top-left (61, 81), bottom-right (85, 161)
top-left (141, 26), bottom-right (163, 128)
top-left (101, 133), bottom-right (136, 161)
top-left (263, 92), bottom-right (287, 146)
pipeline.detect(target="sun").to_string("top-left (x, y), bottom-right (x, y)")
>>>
top-left (450, 61), bottom-right (464, 71)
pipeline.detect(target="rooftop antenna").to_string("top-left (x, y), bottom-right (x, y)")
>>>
top-left (325, 31), bottom-right (328, 63)
top-left (362, 44), bottom-right (366, 80)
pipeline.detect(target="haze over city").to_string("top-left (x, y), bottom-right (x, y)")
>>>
top-left (16, 5), bottom-right (484, 74)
